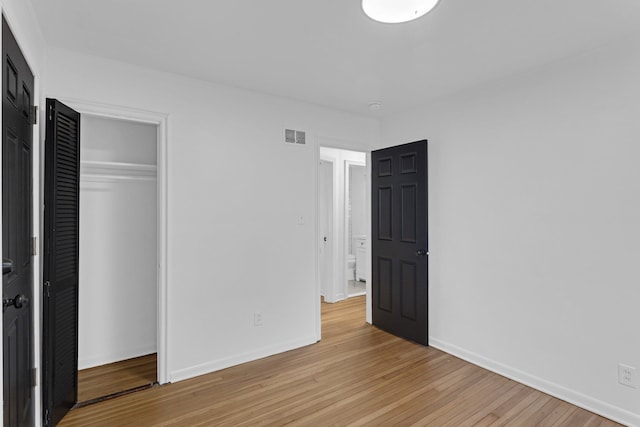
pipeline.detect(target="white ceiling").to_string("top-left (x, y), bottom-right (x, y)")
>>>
top-left (29, 0), bottom-right (640, 116)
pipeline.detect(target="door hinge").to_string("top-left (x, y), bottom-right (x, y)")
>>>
top-left (44, 281), bottom-right (51, 298)
top-left (30, 105), bottom-right (38, 125)
top-left (44, 409), bottom-right (51, 426)
top-left (31, 236), bottom-right (38, 256)
top-left (31, 367), bottom-right (37, 387)
top-left (48, 104), bottom-right (53, 121)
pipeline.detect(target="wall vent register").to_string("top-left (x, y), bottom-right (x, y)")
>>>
top-left (285, 129), bottom-right (306, 145)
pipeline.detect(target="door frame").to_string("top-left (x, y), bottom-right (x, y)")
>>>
top-left (317, 153), bottom-right (339, 303)
top-left (315, 139), bottom-right (373, 337)
top-left (46, 98), bottom-right (169, 386)
top-left (317, 158), bottom-right (334, 301)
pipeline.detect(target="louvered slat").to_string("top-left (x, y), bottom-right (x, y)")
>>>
top-left (54, 111), bottom-right (79, 282)
top-left (43, 99), bottom-right (81, 427)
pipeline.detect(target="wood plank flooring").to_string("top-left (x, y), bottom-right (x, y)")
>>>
top-left (77, 353), bottom-right (157, 403)
top-left (60, 297), bottom-right (621, 426)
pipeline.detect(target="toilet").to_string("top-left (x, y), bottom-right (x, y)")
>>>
top-left (354, 236), bottom-right (367, 281)
top-left (347, 254), bottom-right (356, 280)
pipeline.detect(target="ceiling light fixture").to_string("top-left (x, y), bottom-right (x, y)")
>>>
top-left (362, 0), bottom-right (440, 24)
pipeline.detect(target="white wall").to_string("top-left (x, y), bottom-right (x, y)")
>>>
top-left (78, 116), bottom-right (157, 369)
top-left (0, 0), bottom-right (45, 423)
top-left (45, 48), bottom-right (378, 382)
top-left (381, 35), bottom-right (640, 426)
top-left (319, 147), bottom-right (366, 303)
top-left (1, 0), bottom-right (44, 74)
top-left (81, 116), bottom-right (157, 164)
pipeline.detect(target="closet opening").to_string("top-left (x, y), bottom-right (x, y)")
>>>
top-left (76, 115), bottom-right (158, 404)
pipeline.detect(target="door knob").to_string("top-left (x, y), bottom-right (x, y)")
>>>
top-left (2, 258), bottom-right (13, 275)
top-left (416, 249), bottom-right (429, 256)
top-left (3, 294), bottom-right (28, 310)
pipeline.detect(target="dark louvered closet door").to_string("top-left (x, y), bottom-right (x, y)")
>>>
top-left (43, 99), bottom-right (81, 427)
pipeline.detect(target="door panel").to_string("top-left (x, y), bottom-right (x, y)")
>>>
top-left (401, 184), bottom-right (417, 242)
top-left (400, 260), bottom-right (417, 320)
top-left (372, 140), bottom-right (428, 345)
top-left (378, 186), bottom-right (393, 240)
top-left (3, 16), bottom-right (35, 427)
top-left (377, 257), bottom-right (392, 311)
top-left (43, 99), bottom-right (81, 426)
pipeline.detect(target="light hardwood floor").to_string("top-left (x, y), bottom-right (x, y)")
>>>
top-left (60, 297), bottom-right (621, 426)
top-left (77, 353), bottom-right (157, 403)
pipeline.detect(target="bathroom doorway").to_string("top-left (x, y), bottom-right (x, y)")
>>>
top-left (318, 147), bottom-right (367, 303)
top-left (346, 161), bottom-right (367, 297)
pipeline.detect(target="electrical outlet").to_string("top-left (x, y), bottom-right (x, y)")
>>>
top-left (254, 311), bottom-right (263, 327)
top-left (618, 364), bottom-right (637, 388)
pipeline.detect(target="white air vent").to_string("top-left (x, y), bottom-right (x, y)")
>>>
top-left (285, 129), bottom-right (306, 145)
top-left (285, 129), bottom-right (296, 143)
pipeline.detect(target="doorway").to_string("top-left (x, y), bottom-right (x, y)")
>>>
top-left (317, 147), bottom-right (367, 304)
top-left (346, 161), bottom-right (367, 298)
top-left (76, 115), bottom-right (158, 404)
top-left (40, 99), bottom-right (168, 425)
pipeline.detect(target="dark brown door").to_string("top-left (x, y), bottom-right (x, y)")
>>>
top-left (2, 16), bottom-right (35, 427)
top-left (42, 99), bottom-right (81, 426)
top-left (372, 140), bottom-right (428, 345)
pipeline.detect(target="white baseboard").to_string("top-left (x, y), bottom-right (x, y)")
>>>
top-left (170, 335), bottom-right (318, 383)
top-left (429, 338), bottom-right (639, 427)
top-left (79, 344), bottom-right (157, 370)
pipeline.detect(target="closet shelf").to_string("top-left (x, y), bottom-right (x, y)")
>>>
top-left (81, 160), bottom-right (157, 183)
